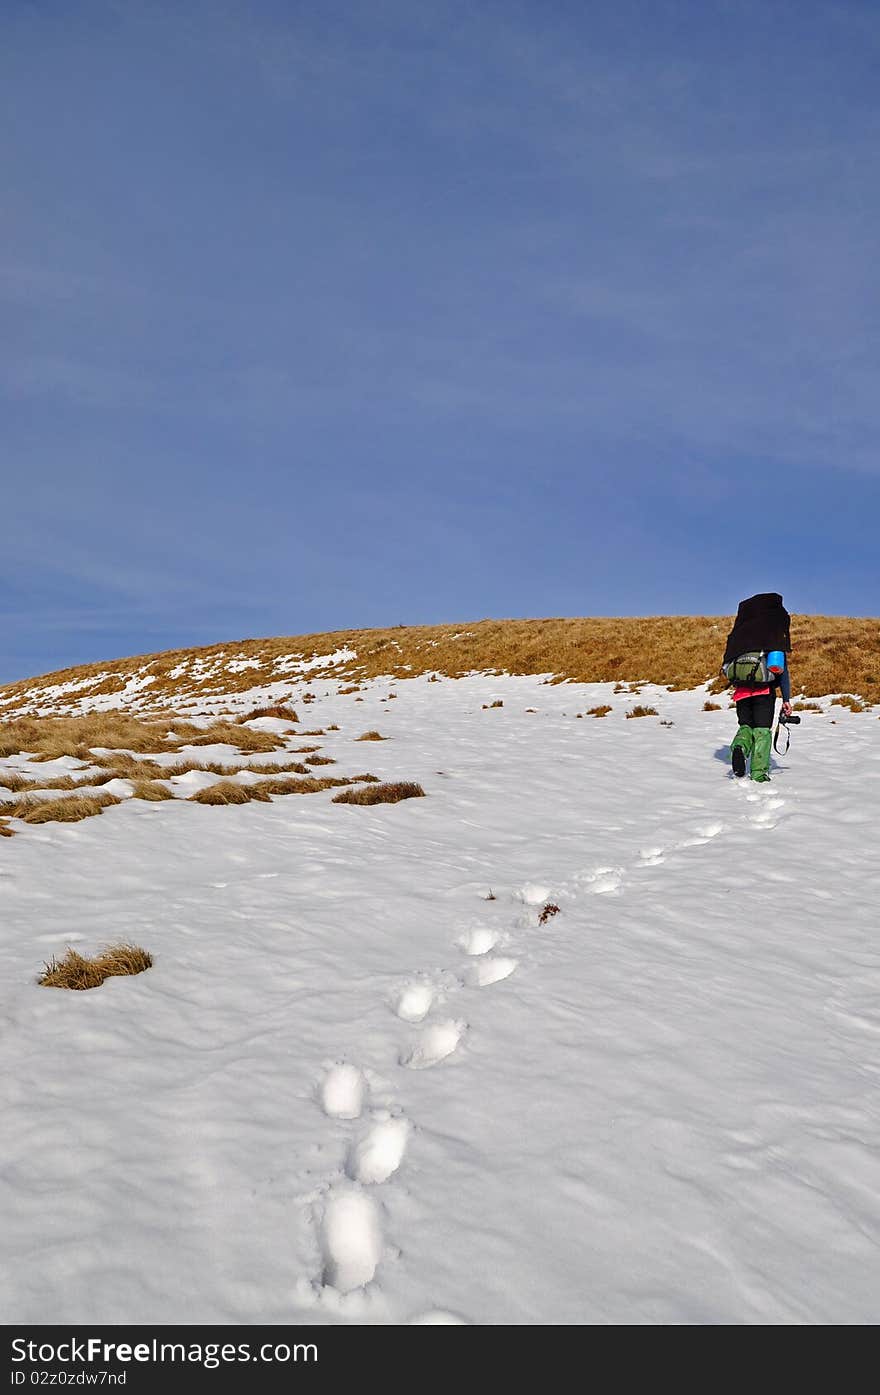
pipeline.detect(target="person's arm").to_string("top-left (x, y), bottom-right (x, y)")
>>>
top-left (778, 665), bottom-right (792, 711)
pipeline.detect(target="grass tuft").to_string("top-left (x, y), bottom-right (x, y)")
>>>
top-left (39, 943), bottom-right (153, 990)
top-left (702, 701), bottom-right (722, 711)
top-left (130, 780), bottom-right (175, 801)
top-left (236, 705), bottom-right (299, 723)
top-left (332, 781), bottom-right (425, 805)
top-left (188, 781), bottom-right (269, 805)
top-left (355, 730), bottom-right (387, 741)
top-left (831, 695), bottom-right (868, 712)
top-left (6, 792), bottom-right (121, 823)
top-left (626, 705), bottom-right (659, 719)
top-left (587, 705), bottom-right (612, 718)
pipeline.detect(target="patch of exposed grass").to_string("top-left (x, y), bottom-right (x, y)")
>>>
top-left (246, 760), bottom-right (311, 775)
top-left (180, 722), bottom-right (284, 752)
top-left (0, 818), bottom-right (14, 837)
top-left (5, 792), bottom-right (122, 824)
top-left (188, 781), bottom-right (270, 805)
top-left (482, 700), bottom-right (503, 709)
top-left (587, 705), bottom-right (612, 718)
top-left (188, 773), bottom-right (363, 805)
top-left (626, 706), bottom-right (659, 719)
top-left (703, 701), bottom-right (722, 711)
top-left (39, 943), bottom-right (153, 990)
top-left (305, 754), bottom-right (336, 766)
top-left (0, 713), bottom-right (180, 761)
top-left (130, 779), bottom-right (176, 801)
top-left (332, 781), bottom-right (425, 805)
top-left (792, 701), bottom-right (822, 712)
top-left (1, 770), bottom-right (87, 793)
top-left (356, 730), bottom-right (387, 741)
top-left (252, 776), bottom-right (338, 796)
top-left (831, 695), bottom-right (869, 712)
top-left (6, 614), bottom-right (879, 720)
top-left (300, 729), bottom-right (325, 736)
top-left (89, 752), bottom-right (164, 777)
top-left (236, 704), bottom-right (299, 723)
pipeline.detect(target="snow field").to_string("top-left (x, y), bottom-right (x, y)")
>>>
top-left (1, 674), bottom-right (879, 1323)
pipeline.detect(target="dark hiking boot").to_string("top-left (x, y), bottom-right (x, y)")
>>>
top-left (731, 747), bottom-right (746, 778)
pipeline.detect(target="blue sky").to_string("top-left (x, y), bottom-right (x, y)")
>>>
top-left (2, 0), bottom-right (879, 682)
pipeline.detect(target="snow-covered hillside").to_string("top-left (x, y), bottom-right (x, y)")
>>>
top-left (2, 673), bottom-right (879, 1323)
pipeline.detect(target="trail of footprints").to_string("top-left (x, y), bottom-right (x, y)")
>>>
top-left (302, 776), bottom-right (789, 1318)
top-left (305, 902), bottom-right (526, 1321)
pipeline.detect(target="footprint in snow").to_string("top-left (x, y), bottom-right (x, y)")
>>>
top-left (394, 981), bottom-right (435, 1023)
top-left (589, 867), bottom-right (624, 895)
top-left (401, 1020), bottom-right (466, 1070)
top-left (319, 1189), bottom-right (382, 1293)
top-left (458, 926), bottom-right (499, 956)
top-left (346, 1114), bottom-right (411, 1184)
top-left (319, 1063), bottom-right (367, 1120)
top-left (678, 822), bottom-right (724, 848)
top-left (467, 956), bottom-right (518, 988)
top-left (637, 846), bottom-right (666, 866)
top-left (520, 883), bottom-right (552, 906)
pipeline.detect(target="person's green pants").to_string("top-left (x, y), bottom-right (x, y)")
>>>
top-left (731, 724), bottom-right (772, 781)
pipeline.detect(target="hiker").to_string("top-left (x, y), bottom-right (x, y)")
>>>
top-left (722, 593), bottom-right (793, 782)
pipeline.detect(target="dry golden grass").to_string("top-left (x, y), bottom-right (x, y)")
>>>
top-left (793, 701), bottom-right (822, 712)
top-left (0, 713), bottom-right (178, 760)
top-left (236, 704), bottom-right (299, 723)
top-left (626, 705), bottom-right (659, 718)
top-left (39, 943), bottom-right (153, 990)
top-left (3, 615), bottom-right (878, 723)
top-left (0, 818), bottom-right (13, 838)
top-left (246, 760), bottom-right (311, 775)
top-left (1, 770), bottom-right (82, 793)
top-left (188, 781), bottom-right (270, 806)
top-left (356, 730), bottom-right (387, 741)
top-left (131, 780), bottom-right (175, 801)
top-left (332, 781), bottom-right (425, 805)
top-left (89, 751), bottom-right (164, 777)
top-left (587, 705), bottom-right (612, 718)
top-left (703, 701), bottom-right (722, 712)
top-left (180, 722), bottom-right (284, 752)
top-left (255, 775), bottom-right (349, 796)
top-left (188, 774), bottom-right (360, 805)
top-left (831, 695), bottom-right (867, 712)
top-left (305, 754), bottom-right (336, 766)
top-left (482, 700), bottom-right (503, 709)
top-left (5, 792), bottom-right (122, 824)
